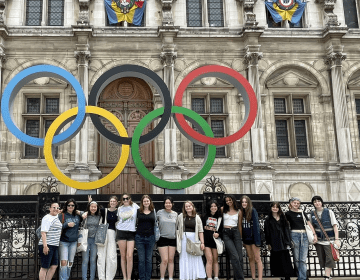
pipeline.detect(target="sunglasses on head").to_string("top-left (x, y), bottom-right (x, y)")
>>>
top-left (123, 197), bottom-right (129, 201)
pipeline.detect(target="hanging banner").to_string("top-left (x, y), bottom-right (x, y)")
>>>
top-left (265, 0), bottom-right (306, 25)
top-left (104, 0), bottom-right (146, 26)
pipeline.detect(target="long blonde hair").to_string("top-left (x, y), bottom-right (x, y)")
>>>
top-left (182, 200), bottom-right (197, 217)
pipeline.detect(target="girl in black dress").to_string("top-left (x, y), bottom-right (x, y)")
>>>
top-left (264, 202), bottom-right (295, 280)
top-left (202, 200), bottom-right (223, 280)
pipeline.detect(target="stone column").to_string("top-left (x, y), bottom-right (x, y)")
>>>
top-left (78, 0), bottom-right (91, 25)
top-left (315, 0), bottom-right (339, 27)
top-left (244, 45), bottom-right (266, 164)
top-left (325, 46), bottom-right (353, 164)
top-left (237, 0), bottom-right (258, 27)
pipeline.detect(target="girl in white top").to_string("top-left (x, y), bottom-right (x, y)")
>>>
top-left (116, 193), bottom-right (139, 280)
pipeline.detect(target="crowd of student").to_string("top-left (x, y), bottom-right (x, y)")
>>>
top-left (38, 194), bottom-right (340, 280)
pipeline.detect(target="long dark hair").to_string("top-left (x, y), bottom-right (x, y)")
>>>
top-left (223, 194), bottom-right (239, 213)
top-left (62, 198), bottom-right (78, 216)
top-left (269, 202), bottom-right (289, 226)
top-left (206, 200), bottom-right (221, 218)
top-left (86, 201), bottom-right (100, 216)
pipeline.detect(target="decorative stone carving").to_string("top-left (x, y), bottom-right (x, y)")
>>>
top-left (74, 50), bottom-right (91, 65)
top-left (237, 0), bottom-right (258, 27)
top-left (324, 49), bottom-right (346, 66)
top-left (316, 0), bottom-right (339, 27)
top-left (244, 48), bottom-right (263, 66)
top-left (160, 51), bottom-right (177, 67)
top-left (78, 0), bottom-right (91, 26)
top-left (159, 0), bottom-right (176, 26)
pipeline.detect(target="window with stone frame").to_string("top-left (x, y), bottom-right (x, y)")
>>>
top-left (274, 95), bottom-right (310, 157)
top-left (191, 96), bottom-right (227, 157)
top-left (356, 98), bottom-right (360, 139)
top-left (25, 0), bottom-right (64, 26)
top-left (266, 8), bottom-right (304, 28)
top-left (186, 0), bottom-right (224, 27)
top-left (343, 0), bottom-right (359, 28)
top-left (23, 95), bottom-right (59, 158)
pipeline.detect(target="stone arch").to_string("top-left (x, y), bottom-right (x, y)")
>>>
top-left (344, 61), bottom-right (360, 84)
top-left (23, 183), bottom-right (42, 195)
top-left (89, 59), bottom-right (149, 87)
top-left (174, 60), bottom-right (233, 91)
top-left (259, 60), bottom-right (330, 96)
top-left (4, 58), bottom-right (70, 84)
top-left (288, 182), bottom-right (315, 202)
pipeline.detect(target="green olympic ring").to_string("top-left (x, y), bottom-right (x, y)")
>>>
top-left (131, 106), bottom-right (216, 189)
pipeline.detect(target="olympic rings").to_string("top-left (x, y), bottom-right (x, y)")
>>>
top-left (1, 65), bottom-right (86, 147)
top-left (44, 106), bottom-right (130, 190)
top-left (2, 64), bottom-right (257, 191)
top-left (174, 65), bottom-right (257, 146)
top-left (89, 64), bottom-right (171, 145)
top-left (132, 106), bottom-right (216, 190)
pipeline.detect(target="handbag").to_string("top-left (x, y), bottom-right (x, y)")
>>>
top-left (95, 208), bottom-right (109, 247)
top-left (213, 217), bottom-right (225, 255)
top-left (185, 232), bottom-right (203, 256)
top-left (154, 210), bottom-right (160, 242)
top-left (301, 211), bottom-right (314, 245)
top-left (313, 211), bottom-right (340, 261)
top-left (77, 218), bottom-right (88, 253)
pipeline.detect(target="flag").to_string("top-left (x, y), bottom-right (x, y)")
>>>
top-left (265, 0), bottom-right (306, 25)
top-left (104, 0), bottom-right (146, 26)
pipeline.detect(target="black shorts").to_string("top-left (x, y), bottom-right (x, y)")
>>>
top-left (157, 236), bottom-right (176, 247)
top-left (39, 245), bottom-right (59, 269)
top-left (116, 230), bottom-right (136, 241)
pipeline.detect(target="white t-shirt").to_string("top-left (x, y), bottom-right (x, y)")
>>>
top-left (116, 203), bottom-right (140, 232)
top-left (310, 209), bottom-right (339, 245)
top-left (39, 214), bottom-right (62, 246)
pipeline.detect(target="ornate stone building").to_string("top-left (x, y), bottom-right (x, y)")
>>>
top-left (0, 0), bottom-right (360, 202)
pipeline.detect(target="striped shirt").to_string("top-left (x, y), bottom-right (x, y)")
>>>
top-left (39, 214), bottom-right (62, 246)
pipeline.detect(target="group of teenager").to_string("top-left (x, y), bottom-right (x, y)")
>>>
top-left (38, 194), bottom-right (340, 280)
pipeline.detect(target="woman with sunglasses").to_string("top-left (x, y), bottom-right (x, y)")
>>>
top-left (59, 198), bottom-right (82, 280)
top-left (97, 196), bottom-right (119, 280)
top-left (286, 197), bottom-right (317, 280)
top-left (157, 196), bottom-right (178, 280)
top-left (264, 202), bottom-right (295, 280)
top-left (81, 201), bottom-right (101, 280)
top-left (38, 202), bottom-right (62, 280)
top-left (116, 193), bottom-right (139, 280)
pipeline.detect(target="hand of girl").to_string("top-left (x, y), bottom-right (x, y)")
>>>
top-left (200, 243), bottom-right (205, 250)
top-left (213, 232), bottom-right (219, 239)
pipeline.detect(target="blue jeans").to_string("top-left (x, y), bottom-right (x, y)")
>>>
top-left (135, 234), bottom-right (156, 280)
top-left (223, 227), bottom-right (244, 280)
top-left (82, 237), bottom-right (97, 280)
top-left (59, 241), bottom-right (78, 280)
top-left (291, 232), bottom-right (309, 280)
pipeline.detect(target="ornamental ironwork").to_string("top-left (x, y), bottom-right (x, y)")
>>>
top-left (203, 175), bottom-right (226, 193)
top-left (40, 176), bottom-right (58, 193)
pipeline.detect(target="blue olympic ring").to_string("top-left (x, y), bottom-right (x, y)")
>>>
top-left (1, 65), bottom-right (86, 147)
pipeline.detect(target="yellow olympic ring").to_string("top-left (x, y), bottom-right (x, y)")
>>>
top-left (44, 106), bottom-right (130, 190)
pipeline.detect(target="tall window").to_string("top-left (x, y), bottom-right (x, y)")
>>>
top-left (26, 0), bottom-right (43, 26)
top-left (208, 0), bottom-right (224, 27)
top-left (343, 0), bottom-right (359, 28)
top-left (356, 99), bottom-right (360, 139)
top-left (26, 0), bottom-right (64, 26)
top-left (23, 96), bottom-right (59, 158)
top-left (48, 0), bottom-right (64, 26)
top-left (274, 96), bottom-right (310, 157)
top-left (187, 0), bottom-right (202, 27)
top-left (192, 96), bottom-right (226, 157)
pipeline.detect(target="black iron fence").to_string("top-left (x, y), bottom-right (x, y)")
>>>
top-left (0, 193), bottom-right (359, 279)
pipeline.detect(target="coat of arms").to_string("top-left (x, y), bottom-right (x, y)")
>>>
top-left (276, 0), bottom-right (296, 10)
top-left (115, 0), bottom-right (135, 14)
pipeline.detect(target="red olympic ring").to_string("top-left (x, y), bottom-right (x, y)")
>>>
top-left (174, 65), bottom-right (257, 146)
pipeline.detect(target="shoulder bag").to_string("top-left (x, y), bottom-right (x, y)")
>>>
top-left (184, 216), bottom-right (203, 256)
top-left (154, 209), bottom-right (160, 242)
top-left (213, 217), bottom-right (225, 254)
top-left (95, 208), bottom-right (109, 246)
top-left (313, 211), bottom-right (340, 261)
top-left (77, 218), bottom-right (88, 252)
top-left (301, 211), bottom-right (314, 245)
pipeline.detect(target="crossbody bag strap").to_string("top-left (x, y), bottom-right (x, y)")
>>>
top-left (216, 217), bottom-right (222, 231)
top-left (314, 211), bottom-right (331, 242)
top-left (301, 211), bottom-right (308, 227)
top-left (105, 208), bottom-right (108, 224)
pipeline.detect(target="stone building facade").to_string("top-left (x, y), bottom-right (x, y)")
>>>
top-left (0, 0), bottom-right (360, 202)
